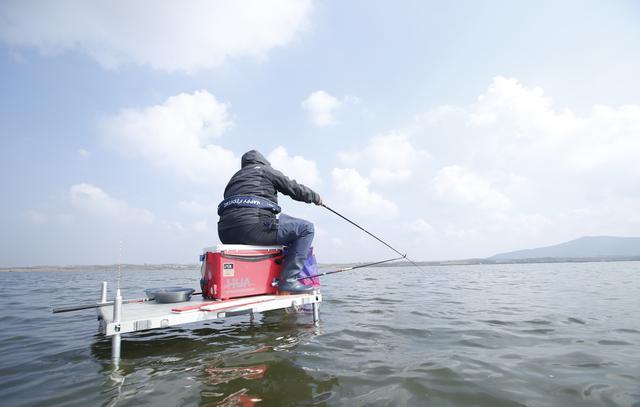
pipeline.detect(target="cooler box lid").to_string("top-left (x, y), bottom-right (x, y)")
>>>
top-left (203, 244), bottom-right (284, 253)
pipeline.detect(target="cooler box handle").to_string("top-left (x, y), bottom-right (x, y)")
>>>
top-left (220, 252), bottom-right (282, 262)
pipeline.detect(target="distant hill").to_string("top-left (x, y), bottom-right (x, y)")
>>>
top-left (491, 236), bottom-right (640, 260)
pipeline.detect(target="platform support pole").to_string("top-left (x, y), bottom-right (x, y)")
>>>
top-left (312, 302), bottom-right (319, 326)
top-left (112, 288), bottom-right (123, 366)
top-left (100, 281), bottom-right (108, 303)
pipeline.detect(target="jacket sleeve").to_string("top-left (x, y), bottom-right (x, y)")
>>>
top-left (267, 167), bottom-right (320, 204)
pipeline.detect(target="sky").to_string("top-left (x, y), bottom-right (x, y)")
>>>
top-left (1, 0), bottom-right (640, 267)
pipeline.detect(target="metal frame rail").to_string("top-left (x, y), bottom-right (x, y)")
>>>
top-left (96, 282), bottom-right (321, 366)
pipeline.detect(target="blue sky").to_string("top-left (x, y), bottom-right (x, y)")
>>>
top-left (1, 1), bottom-right (640, 266)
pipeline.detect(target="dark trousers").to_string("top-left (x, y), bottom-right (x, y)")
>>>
top-left (275, 214), bottom-right (315, 282)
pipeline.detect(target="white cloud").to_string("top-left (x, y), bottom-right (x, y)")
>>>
top-left (300, 91), bottom-right (363, 126)
top-left (267, 146), bottom-right (321, 188)
top-left (340, 131), bottom-right (428, 184)
top-left (0, 0), bottom-right (313, 73)
top-left (404, 218), bottom-right (437, 249)
top-left (101, 90), bottom-right (238, 185)
top-left (77, 148), bottom-right (90, 159)
top-left (469, 77), bottom-right (575, 131)
top-left (409, 218), bottom-right (434, 234)
top-left (331, 168), bottom-right (398, 218)
top-left (567, 104), bottom-right (640, 172)
top-left (69, 183), bottom-right (155, 223)
top-left (443, 225), bottom-right (479, 239)
top-left (330, 237), bottom-right (343, 246)
top-left (301, 90), bottom-right (343, 126)
top-left (415, 105), bottom-right (464, 126)
top-left (368, 132), bottom-right (425, 183)
top-left (343, 95), bottom-right (361, 105)
top-left (416, 77), bottom-right (640, 248)
top-left (433, 165), bottom-right (513, 211)
top-left (24, 209), bottom-right (47, 224)
top-left (192, 220), bottom-right (208, 232)
top-left (178, 200), bottom-right (216, 214)
top-left (466, 76), bottom-right (640, 173)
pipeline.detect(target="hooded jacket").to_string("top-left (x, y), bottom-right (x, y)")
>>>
top-left (218, 150), bottom-right (320, 243)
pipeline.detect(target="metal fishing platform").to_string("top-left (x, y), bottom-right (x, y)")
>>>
top-left (96, 282), bottom-right (321, 365)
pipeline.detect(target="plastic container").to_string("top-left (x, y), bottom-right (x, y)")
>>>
top-left (200, 245), bottom-right (284, 300)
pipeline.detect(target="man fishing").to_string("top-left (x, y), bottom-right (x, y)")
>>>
top-left (218, 150), bottom-right (323, 293)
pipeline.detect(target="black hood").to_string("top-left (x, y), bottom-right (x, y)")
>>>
top-left (241, 150), bottom-right (271, 168)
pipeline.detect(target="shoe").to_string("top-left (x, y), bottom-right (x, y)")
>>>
top-left (278, 279), bottom-right (314, 294)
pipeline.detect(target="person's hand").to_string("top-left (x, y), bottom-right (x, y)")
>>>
top-left (315, 196), bottom-right (324, 206)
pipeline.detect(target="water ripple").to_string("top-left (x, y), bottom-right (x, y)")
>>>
top-left (1, 263), bottom-right (640, 406)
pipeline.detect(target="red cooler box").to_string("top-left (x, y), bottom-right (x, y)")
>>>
top-left (200, 244), bottom-right (284, 300)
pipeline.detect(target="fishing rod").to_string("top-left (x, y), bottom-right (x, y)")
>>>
top-left (52, 292), bottom-right (204, 314)
top-left (321, 203), bottom-right (426, 272)
top-left (296, 256), bottom-right (405, 281)
top-left (54, 257), bottom-right (403, 314)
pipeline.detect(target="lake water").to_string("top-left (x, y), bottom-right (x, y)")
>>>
top-left (0, 262), bottom-right (639, 406)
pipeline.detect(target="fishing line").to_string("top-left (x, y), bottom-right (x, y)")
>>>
top-left (321, 204), bottom-right (426, 272)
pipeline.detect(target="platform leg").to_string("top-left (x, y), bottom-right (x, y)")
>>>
top-left (112, 289), bottom-right (123, 366)
top-left (100, 281), bottom-right (108, 303)
top-left (312, 302), bottom-right (319, 326)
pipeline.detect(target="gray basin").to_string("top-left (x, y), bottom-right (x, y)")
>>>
top-left (144, 287), bottom-right (195, 303)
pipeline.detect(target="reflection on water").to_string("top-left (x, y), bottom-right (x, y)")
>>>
top-left (89, 311), bottom-right (338, 406)
top-left (1, 263), bottom-right (640, 406)
top-left (201, 353), bottom-right (337, 407)
top-left (205, 364), bottom-right (267, 385)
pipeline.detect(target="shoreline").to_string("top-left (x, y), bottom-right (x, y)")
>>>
top-left (2, 257), bottom-right (640, 272)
